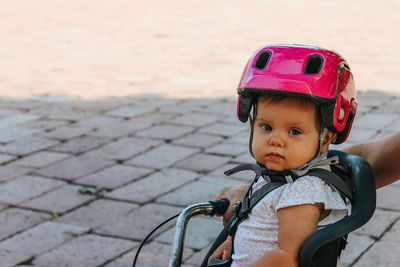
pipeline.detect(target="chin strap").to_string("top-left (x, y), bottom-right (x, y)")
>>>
top-left (225, 154), bottom-right (339, 184)
top-left (291, 154), bottom-right (339, 177)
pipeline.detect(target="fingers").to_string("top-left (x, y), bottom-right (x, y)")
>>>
top-left (222, 207), bottom-right (234, 226)
top-left (222, 247), bottom-right (231, 260)
top-left (208, 237), bottom-right (232, 262)
top-left (209, 246), bottom-right (224, 263)
top-left (208, 247), bottom-right (231, 262)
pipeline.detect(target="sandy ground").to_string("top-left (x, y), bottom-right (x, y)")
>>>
top-left (1, 0), bottom-right (399, 100)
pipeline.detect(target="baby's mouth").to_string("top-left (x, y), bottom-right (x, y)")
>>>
top-left (267, 152), bottom-right (284, 160)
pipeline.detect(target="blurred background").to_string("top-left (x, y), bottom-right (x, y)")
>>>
top-left (1, 0), bottom-right (399, 100)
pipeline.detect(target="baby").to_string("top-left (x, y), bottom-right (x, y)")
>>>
top-left (210, 44), bottom-right (356, 267)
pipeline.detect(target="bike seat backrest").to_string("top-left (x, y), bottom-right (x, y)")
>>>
top-left (298, 150), bottom-right (376, 267)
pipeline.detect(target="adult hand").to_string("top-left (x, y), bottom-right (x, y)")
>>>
top-left (214, 184), bottom-right (247, 226)
top-left (208, 236), bottom-right (232, 262)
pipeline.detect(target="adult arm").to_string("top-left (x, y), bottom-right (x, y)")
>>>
top-left (343, 132), bottom-right (400, 189)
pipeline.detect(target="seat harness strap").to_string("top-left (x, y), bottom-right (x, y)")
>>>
top-left (223, 158), bottom-right (352, 264)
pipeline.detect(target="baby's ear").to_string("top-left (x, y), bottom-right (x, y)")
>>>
top-left (321, 131), bottom-right (337, 153)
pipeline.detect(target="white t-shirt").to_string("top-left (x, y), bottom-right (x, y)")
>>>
top-left (231, 174), bottom-right (348, 267)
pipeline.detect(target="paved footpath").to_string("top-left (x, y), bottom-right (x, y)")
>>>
top-left (0, 91), bottom-right (399, 267)
top-left (1, 0), bottom-right (400, 266)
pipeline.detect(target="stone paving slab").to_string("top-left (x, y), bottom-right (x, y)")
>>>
top-left (204, 141), bottom-right (249, 157)
top-left (106, 168), bottom-right (198, 203)
top-left (0, 127), bottom-right (41, 143)
top-left (355, 209), bottom-right (400, 238)
top-left (0, 249), bottom-right (32, 267)
top-left (56, 199), bottom-right (139, 229)
top-left (39, 125), bottom-right (93, 140)
top-left (0, 203), bottom-right (7, 212)
top-left (88, 120), bottom-right (152, 139)
top-left (171, 113), bottom-right (220, 127)
top-left (158, 101), bottom-right (207, 114)
top-left (172, 133), bottom-right (224, 149)
top-left (50, 136), bottom-right (111, 155)
top-left (209, 163), bottom-right (255, 182)
top-left (376, 184), bottom-right (400, 211)
top-left (0, 221), bottom-right (89, 256)
top-left (11, 151), bottom-right (70, 168)
top-left (226, 130), bottom-right (251, 145)
top-left (21, 184), bottom-right (96, 214)
top-left (127, 144), bottom-right (200, 169)
top-left (22, 119), bottom-right (68, 131)
top-left (73, 115), bottom-right (124, 128)
top-left (352, 113), bottom-right (399, 131)
top-left (85, 137), bottom-right (163, 161)
top-left (0, 154), bottom-right (16, 165)
top-left (0, 114), bottom-right (41, 129)
top-left (106, 106), bottom-right (155, 119)
top-left (0, 176), bottom-right (65, 205)
top-left (77, 164), bottom-right (154, 189)
top-left (353, 239), bottom-right (400, 267)
top-left (387, 120), bottom-right (400, 132)
top-left (0, 208), bottom-right (51, 241)
top-left (34, 155), bottom-right (114, 180)
top-left (135, 124), bottom-right (195, 140)
top-left (155, 217), bottom-right (223, 250)
top-left (232, 152), bottom-right (255, 165)
top-left (341, 234), bottom-right (375, 267)
top-left (0, 165), bottom-right (33, 183)
top-left (198, 122), bottom-right (248, 137)
top-left (29, 105), bottom-right (97, 121)
top-left (105, 242), bottom-right (192, 267)
top-left (174, 153), bottom-right (232, 173)
top-left (95, 203), bottom-right (182, 241)
top-left (0, 109), bottom-right (20, 117)
top-left (34, 234), bottom-right (137, 267)
top-left (184, 245), bottom-right (212, 266)
top-left (156, 176), bottom-right (244, 207)
top-left (0, 137), bottom-right (59, 156)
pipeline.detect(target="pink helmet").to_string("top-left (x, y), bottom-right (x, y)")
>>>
top-left (237, 44), bottom-right (357, 144)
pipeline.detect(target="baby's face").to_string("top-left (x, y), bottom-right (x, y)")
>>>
top-left (252, 95), bottom-right (320, 171)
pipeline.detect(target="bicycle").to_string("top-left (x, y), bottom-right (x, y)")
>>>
top-left (134, 150), bottom-right (376, 267)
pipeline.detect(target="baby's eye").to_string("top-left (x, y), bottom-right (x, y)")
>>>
top-left (261, 124), bottom-right (272, 131)
top-left (289, 128), bottom-right (302, 135)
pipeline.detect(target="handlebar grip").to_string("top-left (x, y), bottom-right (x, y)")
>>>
top-left (208, 199), bottom-right (230, 216)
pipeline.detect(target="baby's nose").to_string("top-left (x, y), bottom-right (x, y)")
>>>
top-left (269, 135), bottom-right (284, 147)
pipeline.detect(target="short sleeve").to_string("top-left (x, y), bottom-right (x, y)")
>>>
top-left (275, 175), bottom-right (348, 225)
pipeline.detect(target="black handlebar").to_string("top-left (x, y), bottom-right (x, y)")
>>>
top-left (208, 199), bottom-right (230, 216)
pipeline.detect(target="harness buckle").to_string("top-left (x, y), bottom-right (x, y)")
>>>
top-left (232, 202), bottom-right (242, 216)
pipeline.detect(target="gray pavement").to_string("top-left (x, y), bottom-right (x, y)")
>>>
top-left (0, 90), bottom-right (399, 267)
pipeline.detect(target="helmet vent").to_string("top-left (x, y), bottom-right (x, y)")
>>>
top-left (305, 54), bottom-right (324, 74)
top-left (255, 51), bottom-right (271, 70)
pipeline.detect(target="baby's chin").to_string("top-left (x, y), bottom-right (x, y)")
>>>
top-left (265, 163), bottom-right (305, 172)
top-left (264, 163), bottom-right (285, 172)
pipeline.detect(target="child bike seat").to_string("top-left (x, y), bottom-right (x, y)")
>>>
top-left (201, 150), bottom-right (376, 267)
top-left (299, 150), bottom-right (376, 267)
